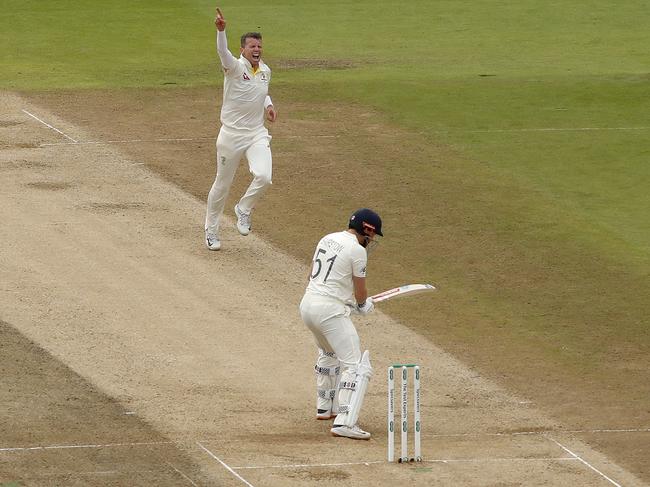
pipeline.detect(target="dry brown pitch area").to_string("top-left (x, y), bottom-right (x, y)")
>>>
top-left (1, 89), bottom-right (648, 486)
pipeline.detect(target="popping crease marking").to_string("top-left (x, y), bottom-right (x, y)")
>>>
top-left (165, 461), bottom-right (200, 487)
top-left (39, 137), bottom-right (214, 146)
top-left (38, 135), bottom-right (339, 147)
top-left (547, 437), bottom-right (623, 487)
top-left (424, 427), bottom-right (650, 438)
top-left (233, 460), bottom-right (384, 470)
top-left (0, 441), bottom-right (173, 452)
top-left (435, 126), bottom-right (650, 133)
top-left (230, 457), bottom-right (573, 470)
top-left (197, 441), bottom-right (255, 487)
top-left (22, 109), bottom-right (78, 143)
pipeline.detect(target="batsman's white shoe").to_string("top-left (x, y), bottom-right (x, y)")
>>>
top-left (330, 424), bottom-right (371, 440)
top-left (205, 230), bottom-right (221, 251)
top-left (317, 409), bottom-right (336, 420)
top-left (234, 204), bottom-right (251, 236)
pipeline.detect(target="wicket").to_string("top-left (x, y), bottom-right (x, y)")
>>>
top-left (387, 364), bottom-right (421, 463)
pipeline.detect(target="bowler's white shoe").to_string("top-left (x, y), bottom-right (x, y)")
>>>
top-left (331, 424), bottom-right (371, 440)
top-left (234, 204), bottom-right (251, 236)
top-left (205, 230), bottom-right (221, 251)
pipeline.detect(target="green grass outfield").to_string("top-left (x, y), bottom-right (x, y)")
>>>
top-left (3, 0), bottom-right (648, 261)
top-left (3, 0), bottom-right (649, 432)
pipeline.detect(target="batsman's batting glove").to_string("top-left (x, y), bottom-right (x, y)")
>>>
top-left (357, 297), bottom-right (375, 315)
top-left (347, 304), bottom-right (360, 315)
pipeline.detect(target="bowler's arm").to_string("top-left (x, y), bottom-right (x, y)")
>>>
top-left (215, 7), bottom-right (237, 70)
top-left (265, 96), bottom-right (277, 122)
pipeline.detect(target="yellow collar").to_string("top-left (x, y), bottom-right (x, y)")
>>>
top-left (241, 55), bottom-right (262, 75)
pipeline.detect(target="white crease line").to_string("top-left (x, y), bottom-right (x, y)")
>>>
top-left (166, 461), bottom-right (199, 487)
top-left (34, 127), bottom-right (647, 147)
top-left (38, 134), bottom-right (339, 147)
top-left (32, 470), bottom-right (120, 477)
top-left (422, 457), bottom-right (577, 465)
top-left (284, 135), bottom-right (339, 138)
top-left (232, 457), bottom-right (574, 470)
top-left (196, 441), bottom-right (255, 487)
top-left (40, 136), bottom-right (213, 146)
top-left (547, 437), bottom-right (622, 487)
top-left (195, 427), bottom-right (649, 443)
top-left (22, 109), bottom-right (78, 143)
top-left (442, 126), bottom-right (650, 133)
top-left (0, 441), bottom-right (173, 452)
top-left (567, 427), bottom-right (650, 434)
top-left (424, 427), bottom-right (650, 438)
top-left (234, 460), bottom-right (384, 470)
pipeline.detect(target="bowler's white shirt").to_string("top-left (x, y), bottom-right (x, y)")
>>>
top-left (305, 231), bottom-right (367, 304)
top-left (217, 31), bottom-right (271, 132)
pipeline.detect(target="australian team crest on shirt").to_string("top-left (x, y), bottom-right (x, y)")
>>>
top-left (260, 73), bottom-right (268, 82)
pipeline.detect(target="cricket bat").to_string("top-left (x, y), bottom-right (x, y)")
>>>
top-left (371, 283), bottom-right (436, 303)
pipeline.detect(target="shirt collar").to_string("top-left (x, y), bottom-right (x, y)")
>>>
top-left (240, 55), bottom-right (265, 72)
top-left (343, 230), bottom-right (361, 245)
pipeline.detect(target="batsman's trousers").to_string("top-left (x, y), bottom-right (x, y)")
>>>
top-left (299, 294), bottom-right (362, 374)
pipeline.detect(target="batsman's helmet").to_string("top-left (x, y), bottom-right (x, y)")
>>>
top-left (348, 208), bottom-right (383, 238)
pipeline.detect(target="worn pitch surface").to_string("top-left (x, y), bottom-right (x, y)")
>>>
top-left (0, 91), bottom-right (646, 486)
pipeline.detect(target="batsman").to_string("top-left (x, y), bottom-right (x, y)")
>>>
top-left (299, 209), bottom-right (383, 440)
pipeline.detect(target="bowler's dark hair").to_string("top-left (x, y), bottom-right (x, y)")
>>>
top-left (240, 32), bottom-right (262, 47)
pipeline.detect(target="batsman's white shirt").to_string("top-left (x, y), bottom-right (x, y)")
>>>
top-left (305, 231), bottom-right (367, 305)
top-left (300, 231), bottom-right (367, 414)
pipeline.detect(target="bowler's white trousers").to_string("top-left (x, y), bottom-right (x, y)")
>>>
top-left (205, 125), bottom-right (272, 234)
